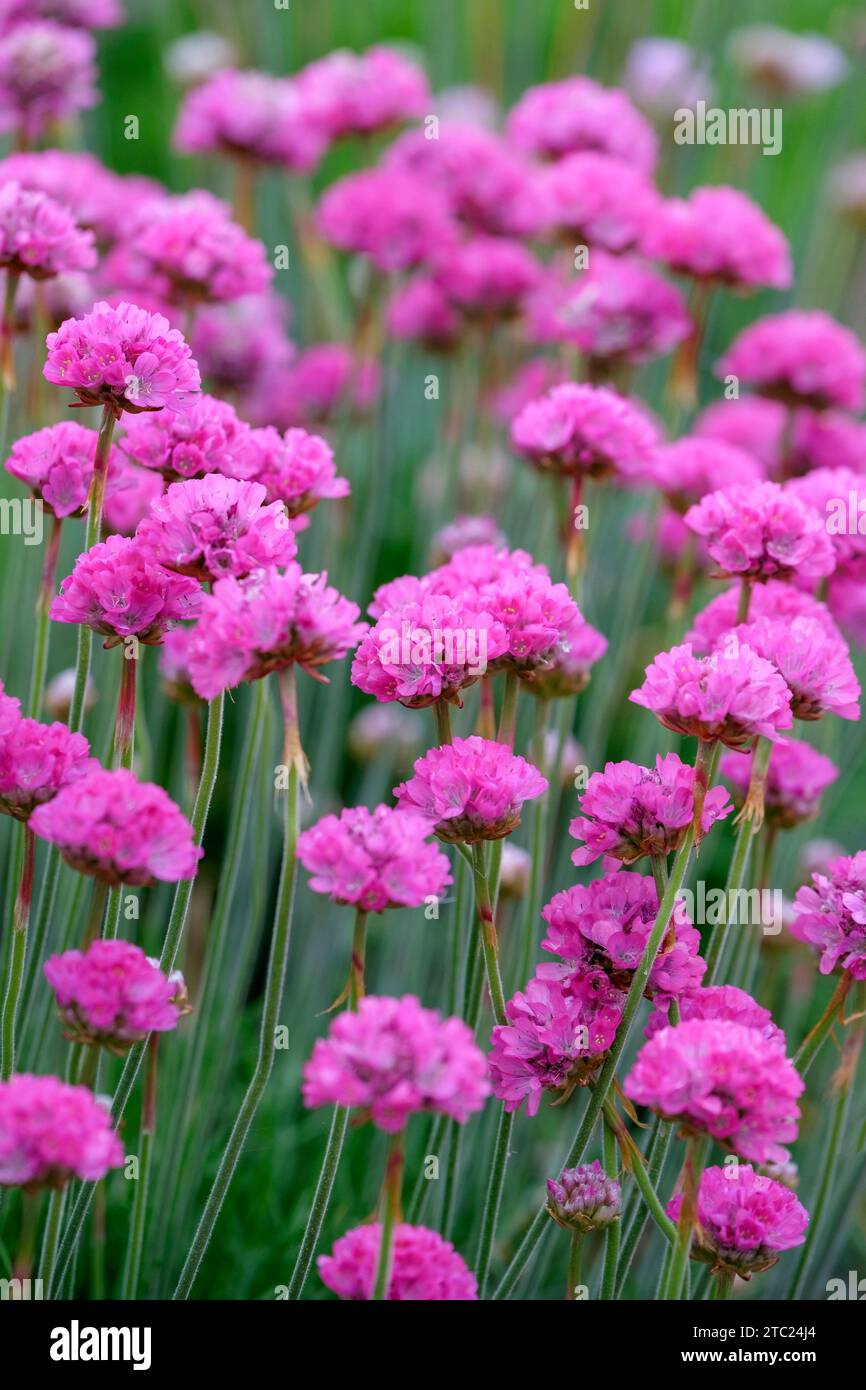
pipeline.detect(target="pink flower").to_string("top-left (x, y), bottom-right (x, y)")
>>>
top-left (29, 765), bottom-right (202, 885)
top-left (791, 850), bottom-right (866, 978)
top-left (297, 805), bottom-right (451, 912)
top-left (642, 186), bottom-right (791, 291)
top-left (44, 300), bottom-right (200, 415)
top-left (623, 37), bottom-right (710, 116)
top-left (297, 45), bottom-right (429, 139)
top-left (108, 191), bottom-right (271, 309)
top-left (386, 274), bottom-right (461, 351)
top-left (118, 392), bottom-right (256, 481)
top-left (316, 168), bottom-right (457, 273)
top-left (546, 1159), bottom-right (622, 1232)
top-left (319, 1222), bottom-right (477, 1301)
top-left (630, 641), bottom-right (793, 747)
top-left (44, 940), bottom-right (187, 1051)
top-left (0, 1073), bottom-right (124, 1189)
top-left (385, 120), bottom-right (545, 238)
top-left (0, 181), bottom-right (95, 279)
top-left (394, 736), bottom-right (547, 843)
top-left (0, 150), bottom-right (150, 247)
top-left (103, 455), bottom-right (164, 536)
top-left (721, 740), bottom-right (838, 829)
top-left (0, 22), bottom-right (98, 143)
top-left (542, 872), bottom-right (705, 1000)
top-left (187, 564), bottom-right (366, 699)
top-left (249, 343), bottom-right (379, 430)
top-left (827, 574), bottom-right (866, 646)
top-left (489, 972), bottom-right (623, 1115)
top-left (246, 426), bottom-right (348, 515)
top-left (624, 1019), bottom-right (803, 1163)
top-left (685, 481), bottom-right (835, 585)
top-left (686, 580), bottom-right (839, 653)
top-left (135, 475), bottom-right (296, 582)
top-left (51, 534), bottom-right (201, 644)
top-left (569, 754), bottom-right (732, 870)
top-left (0, 716), bottom-right (93, 821)
top-left (302, 993), bottom-right (489, 1131)
top-left (173, 68), bottom-right (329, 171)
top-left (644, 438), bottom-right (764, 512)
top-left (726, 617), bottom-right (861, 721)
top-left (0, 0), bottom-right (121, 28)
top-left (191, 293), bottom-right (294, 395)
top-left (717, 311), bottom-right (866, 413)
top-left (511, 381), bottom-right (658, 481)
top-left (540, 152), bottom-right (659, 251)
top-left (696, 397), bottom-right (866, 480)
top-left (645, 984), bottom-right (787, 1047)
top-left (506, 75), bottom-right (657, 172)
top-left (5, 420), bottom-right (116, 518)
top-left (431, 235), bottom-right (541, 318)
top-left (526, 255), bottom-right (692, 366)
top-left (788, 468), bottom-right (866, 580)
top-left (666, 1165), bottom-right (808, 1276)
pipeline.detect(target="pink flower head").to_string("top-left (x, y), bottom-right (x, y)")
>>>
top-left (44, 939), bottom-right (187, 1051)
top-left (134, 475), bottom-right (296, 582)
top-left (297, 804), bottom-right (451, 913)
top-left (44, 300), bottom-right (201, 415)
top-left (316, 168), bottom-right (457, 274)
top-left (489, 972), bottom-right (624, 1115)
top-left (623, 37), bottom-right (710, 117)
top-left (191, 293), bottom-right (294, 396)
top-left (788, 468), bottom-right (866, 581)
top-left (0, 181), bottom-right (95, 280)
top-left (29, 765), bottom-right (202, 886)
top-left (118, 392), bottom-right (256, 482)
top-left (726, 617), bottom-right (861, 721)
top-left (506, 76), bottom-right (657, 172)
top-left (0, 1073), bottom-right (123, 1189)
top-left (386, 274), bottom-right (461, 351)
top-left (645, 437), bottom-right (764, 512)
top-left (569, 754), bottom-right (732, 870)
top-left (624, 1018), bottom-right (803, 1163)
top-left (0, 0), bottom-right (121, 27)
top-left (298, 45), bottom-right (429, 139)
top-left (351, 590), bottom-right (507, 708)
top-left (666, 1165), bottom-right (808, 1277)
top-left (103, 455), bottom-right (164, 536)
top-left (695, 395), bottom-right (788, 474)
top-left (252, 343), bottom-right (379, 430)
top-left (430, 514), bottom-right (506, 563)
top-left (642, 186), bottom-right (791, 291)
top-left (173, 68), bottom-right (329, 171)
top-left (394, 736), bottom-right (547, 843)
top-left (686, 580), bottom-right (839, 654)
top-left (0, 715), bottom-right (92, 821)
top-left (511, 381), bottom-right (658, 481)
top-left (187, 564), bottom-right (366, 699)
top-left (5, 420), bottom-right (115, 518)
top-left (111, 191), bottom-right (271, 309)
top-left (385, 120), bottom-right (545, 238)
top-left (697, 396), bottom-right (866, 481)
top-left (546, 1159), bottom-right (622, 1232)
top-left (51, 534), bottom-right (201, 645)
top-left (717, 311), bottom-right (866, 413)
top-left (721, 740), bottom-right (838, 830)
top-left (630, 641), bottom-right (793, 748)
top-left (318, 1222), bottom-right (477, 1301)
top-left (645, 984), bottom-right (786, 1048)
top-left (684, 481), bottom-right (835, 584)
top-left (246, 426), bottom-right (349, 515)
top-left (431, 235), bottom-right (541, 319)
top-left (540, 152), bottom-right (659, 251)
top-left (827, 574), bottom-right (866, 646)
top-left (525, 609), bottom-right (608, 699)
top-left (0, 22), bottom-right (98, 143)
top-left (526, 255), bottom-right (692, 367)
top-left (542, 872), bottom-right (705, 1001)
top-left (302, 993), bottom-right (489, 1131)
top-left (791, 850), bottom-right (866, 979)
top-left (0, 150), bottom-right (137, 246)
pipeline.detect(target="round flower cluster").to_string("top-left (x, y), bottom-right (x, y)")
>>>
top-left (44, 300), bottom-right (201, 415)
top-left (546, 1159), bottom-right (622, 1233)
top-left (246, 426), bottom-right (349, 515)
top-left (541, 151), bottom-right (658, 251)
top-left (173, 68), bottom-right (329, 171)
top-left (51, 534), bottom-right (201, 644)
top-left (394, 736), bottom-right (547, 843)
top-left (724, 618), bottom-right (860, 722)
top-left (568, 753), bottom-right (733, 870)
top-left (430, 235), bottom-right (541, 319)
top-left (511, 382), bottom-right (658, 481)
top-left (721, 740), bottom-right (838, 830)
top-left (642, 186), bottom-right (791, 290)
top-left (318, 1222), bottom-right (477, 1301)
top-left (119, 392), bottom-right (258, 482)
top-left (644, 438), bottom-right (763, 512)
top-left (791, 850), bottom-right (866, 979)
top-left (684, 481), bottom-right (835, 585)
top-left (0, 21), bottom-right (98, 143)
top-left (386, 274), bottom-right (461, 351)
top-left (0, 181), bottom-right (95, 280)
top-left (624, 1019), bottom-right (803, 1163)
top-left (630, 642), bottom-right (793, 748)
top-left (0, 716), bottom-right (93, 821)
top-left (4, 421), bottom-right (116, 517)
top-left (788, 468), bottom-right (866, 580)
top-left (525, 608), bottom-right (608, 699)
top-left (0, 1073), bottom-right (124, 1189)
top-left (255, 343), bottom-right (379, 429)
top-left (717, 310), bottom-right (866, 413)
top-left (302, 994), bottom-right (489, 1131)
top-left (191, 293), bottom-right (293, 397)
top-left (297, 44), bottom-right (429, 140)
top-left (506, 74), bottom-right (658, 171)
top-left (666, 1165), bottom-right (808, 1277)
top-left (686, 580), bottom-right (838, 654)
top-left (44, 939), bottom-right (187, 1052)
top-left (316, 168), bottom-right (457, 273)
top-left (644, 984), bottom-right (786, 1047)
top-left (134, 476), bottom-right (297, 583)
top-left (29, 765), bottom-right (202, 886)
top-left (297, 805), bottom-right (451, 913)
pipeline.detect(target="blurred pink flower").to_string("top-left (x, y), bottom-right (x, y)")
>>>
top-left (540, 152), bottom-right (659, 251)
top-left (297, 45), bottom-right (429, 139)
top-left (717, 311), bottom-right (866, 412)
top-left (298, 804), bottom-right (450, 912)
top-left (642, 186), bottom-right (791, 291)
top-left (0, 21), bottom-right (98, 142)
top-left (45, 939), bottom-right (187, 1051)
top-left (644, 437), bottom-right (763, 512)
top-left (506, 75), bottom-right (657, 172)
top-left (791, 850), bottom-right (866, 978)
top-left (0, 181), bottom-right (95, 280)
top-left (0, 1073), bottom-right (124, 1189)
top-left (173, 68), bottom-right (329, 171)
top-left (431, 234), bottom-right (541, 318)
top-left (721, 739), bottom-right (838, 829)
top-left (316, 168), bottom-right (457, 273)
top-left (319, 1222), bottom-right (477, 1301)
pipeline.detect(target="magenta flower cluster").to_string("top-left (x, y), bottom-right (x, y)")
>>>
top-left (395, 736), bottom-right (547, 843)
top-left (666, 1166), bottom-right (808, 1277)
top-left (297, 805), bottom-right (451, 913)
top-left (318, 1222), bottom-right (477, 1301)
top-left (44, 939), bottom-right (186, 1051)
top-left (0, 1073), bottom-right (123, 1189)
top-left (791, 850), bottom-right (866, 979)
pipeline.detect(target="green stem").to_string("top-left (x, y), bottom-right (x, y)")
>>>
top-left (0, 826), bottom-right (35, 1079)
top-left (615, 1115), bottom-right (675, 1295)
top-left (27, 513), bottom-right (62, 718)
top-left (666, 1135), bottom-right (710, 1300)
top-left (566, 1231), bottom-right (582, 1300)
top-left (121, 1034), bottom-right (158, 1300)
top-left (372, 1130), bottom-right (405, 1300)
top-left (475, 1106), bottom-right (514, 1297)
top-left (38, 1188), bottom-right (64, 1293)
top-left (793, 973), bottom-right (852, 1077)
top-left (713, 1269), bottom-right (734, 1299)
top-left (470, 841), bottom-right (507, 1026)
top-left (173, 671), bottom-right (299, 1299)
top-left (703, 814), bottom-right (754, 984)
top-left (434, 698), bottom-right (452, 746)
top-left (497, 671), bottom-right (519, 747)
top-left (600, 1118), bottom-right (620, 1300)
top-left (517, 698), bottom-right (550, 988)
top-left (114, 648), bottom-right (137, 770)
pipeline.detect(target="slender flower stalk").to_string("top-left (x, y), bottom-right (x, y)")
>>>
top-left (121, 1034), bottom-right (159, 1300)
top-left (470, 841), bottom-right (507, 1026)
top-left (600, 1119), bottom-right (620, 1300)
top-left (0, 825), bottom-right (35, 1079)
top-left (372, 1129), bottom-right (406, 1300)
top-left (793, 972), bottom-right (852, 1076)
top-left (566, 1231), bottom-right (582, 1300)
top-left (665, 1135), bottom-right (710, 1299)
top-left (27, 513), bottom-right (63, 719)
